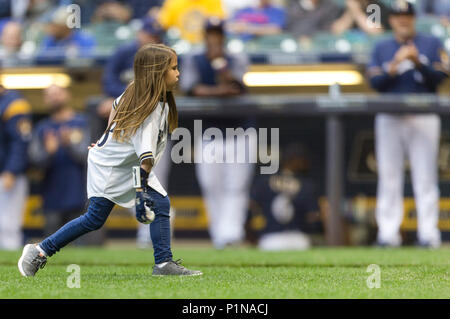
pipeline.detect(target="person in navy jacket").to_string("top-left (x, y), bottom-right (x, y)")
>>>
top-left (29, 85), bottom-right (91, 238)
top-left (367, 0), bottom-right (450, 248)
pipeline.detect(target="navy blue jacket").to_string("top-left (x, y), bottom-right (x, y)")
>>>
top-left (30, 114), bottom-right (89, 212)
top-left (368, 33), bottom-right (449, 93)
top-left (0, 90), bottom-right (32, 175)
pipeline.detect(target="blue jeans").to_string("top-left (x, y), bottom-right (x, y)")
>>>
top-left (40, 189), bottom-right (173, 264)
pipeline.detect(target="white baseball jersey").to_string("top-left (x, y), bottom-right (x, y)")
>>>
top-left (87, 95), bottom-right (169, 208)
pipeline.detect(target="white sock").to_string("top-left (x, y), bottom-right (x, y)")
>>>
top-left (36, 244), bottom-right (48, 257)
top-left (156, 262), bottom-right (168, 268)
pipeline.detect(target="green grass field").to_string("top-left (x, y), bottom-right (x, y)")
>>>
top-left (0, 246), bottom-right (449, 299)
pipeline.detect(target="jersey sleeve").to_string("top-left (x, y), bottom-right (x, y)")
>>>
top-left (131, 113), bottom-right (159, 166)
top-left (417, 37), bottom-right (449, 89)
top-left (112, 93), bottom-right (123, 110)
top-left (367, 42), bottom-right (396, 92)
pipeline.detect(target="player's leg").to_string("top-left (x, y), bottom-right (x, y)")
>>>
top-left (0, 175), bottom-right (27, 250)
top-left (195, 136), bottom-right (224, 248)
top-left (406, 114), bottom-right (441, 247)
top-left (375, 114), bottom-right (405, 246)
top-left (18, 197), bottom-right (115, 276)
top-left (148, 188), bottom-right (202, 276)
top-left (216, 134), bottom-right (255, 247)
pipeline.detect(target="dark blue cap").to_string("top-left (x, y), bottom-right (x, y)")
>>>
top-left (141, 16), bottom-right (164, 37)
top-left (204, 17), bottom-right (224, 33)
top-left (390, 0), bottom-right (415, 16)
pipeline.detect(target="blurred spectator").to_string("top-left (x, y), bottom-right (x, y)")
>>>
top-left (0, 0), bottom-right (54, 22)
top-left (285, 0), bottom-right (343, 41)
top-left (416, 0), bottom-right (450, 26)
top-left (249, 144), bottom-right (321, 251)
top-left (226, 0), bottom-right (286, 41)
top-left (222, 0), bottom-right (258, 17)
top-left (158, 0), bottom-right (225, 44)
top-left (91, 1), bottom-right (132, 23)
top-left (38, 6), bottom-right (96, 60)
top-left (28, 85), bottom-right (91, 239)
top-left (126, 0), bottom-right (163, 20)
top-left (0, 84), bottom-right (32, 250)
top-left (0, 20), bottom-right (33, 67)
top-left (332, 0), bottom-right (391, 36)
top-left (102, 16), bottom-right (164, 98)
top-left (69, 0), bottom-right (163, 24)
top-left (181, 18), bottom-right (254, 249)
top-left (180, 18), bottom-right (247, 97)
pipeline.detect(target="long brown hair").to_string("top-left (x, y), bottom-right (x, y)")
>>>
top-left (110, 43), bottom-right (178, 142)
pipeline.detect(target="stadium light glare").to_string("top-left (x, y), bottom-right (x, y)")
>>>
top-left (0, 73), bottom-right (71, 89)
top-left (242, 71), bottom-right (363, 87)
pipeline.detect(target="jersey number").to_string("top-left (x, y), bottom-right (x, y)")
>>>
top-left (97, 127), bottom-right (114, 147)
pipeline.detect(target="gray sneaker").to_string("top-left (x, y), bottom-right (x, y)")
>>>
top-left (152, 259), bottom-right (202, 276)
top-left (18, 244), bottom-right (47, 277)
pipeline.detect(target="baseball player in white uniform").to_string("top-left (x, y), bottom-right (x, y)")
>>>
top-left (0, 87), bottom-right (32, 250)
top-left (18, 44), bottom-right (202, 277)
top-left (368, 1), bottom-right (449, 247)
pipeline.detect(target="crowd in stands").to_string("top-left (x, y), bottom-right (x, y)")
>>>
top-left (0, 0), bottom-right (449, 64)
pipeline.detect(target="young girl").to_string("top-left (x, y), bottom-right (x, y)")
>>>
top-left (18, 43), bottom-right (202, 277)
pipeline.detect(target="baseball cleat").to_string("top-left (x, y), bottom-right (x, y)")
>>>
top-left (18, 244), bottom-right (47, 277)
top-left (152, 259), bottom-right (202, 276)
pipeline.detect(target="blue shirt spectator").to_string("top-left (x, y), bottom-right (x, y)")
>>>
top-left (37, 6), bottom-right (96, 61)
top-left (40, 29), bottom-right (96, 57)
top-left (227, 0), bottom-right (285, 41)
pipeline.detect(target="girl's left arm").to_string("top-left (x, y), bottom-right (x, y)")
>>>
top-left (107, 107), bottom-right (116, 127)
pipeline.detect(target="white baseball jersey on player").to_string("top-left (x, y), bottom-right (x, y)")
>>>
top-left (87, 94), bottom-right (169, 208)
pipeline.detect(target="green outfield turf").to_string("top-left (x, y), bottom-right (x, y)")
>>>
top-left (0, 246), bottom-right (449, 299)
